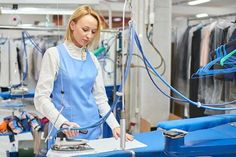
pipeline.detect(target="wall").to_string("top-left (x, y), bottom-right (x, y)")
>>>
top-left (0, 15), bottom-right (49, 26)
top-left (130, 0), bottom-right (171, 130)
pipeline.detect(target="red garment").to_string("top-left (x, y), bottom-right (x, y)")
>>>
top-left (40, 117), bottom-right (49, 125)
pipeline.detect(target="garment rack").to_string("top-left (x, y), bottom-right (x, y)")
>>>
top-left (0, 25), bottom-right (65, 31)
top-left (188, 12), bottom-right (236, 22)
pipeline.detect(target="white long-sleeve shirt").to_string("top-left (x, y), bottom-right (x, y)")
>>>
top-left (34, 41), bottom-right (120, 130)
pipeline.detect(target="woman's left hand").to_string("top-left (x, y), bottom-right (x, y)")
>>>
top-left (112, 127), bottom-right (134, 141)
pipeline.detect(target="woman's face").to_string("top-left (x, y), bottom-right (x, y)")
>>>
top-left (70, 14), bottom-right (98, 47)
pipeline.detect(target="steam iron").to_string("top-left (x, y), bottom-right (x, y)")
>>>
top-left (51, 130), bottom-right (94, 152)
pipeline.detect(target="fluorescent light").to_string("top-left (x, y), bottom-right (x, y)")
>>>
top-left (0, 7), bottom-right (74, 15)
top-left (196, 13), bottom-right (209, 18)
top-left (113, 17), bottom-right (122, 22)
top-left (188, 0), bottom-right (211, 6)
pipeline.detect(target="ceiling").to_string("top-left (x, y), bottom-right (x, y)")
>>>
top-left (0, 0), bottom-right (236, 19)
top-left (0, 0), bottom-right (127, 17)
top-left (172, 0), bottom-right (236, 19)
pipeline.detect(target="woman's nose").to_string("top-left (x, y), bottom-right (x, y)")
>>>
top-left (86, 32), bottom-right (93, 39)
top-left (86, 32), bottom-right (92, 39)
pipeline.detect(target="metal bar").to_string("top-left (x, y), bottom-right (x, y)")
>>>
top-left (188, 13), bottom-right (236, 21)
top-left (172, 0), bottom-right (189, 6)
top-left (0, 25), bottom-right (120, 33)
top-left (101, 29), bottom-right (119, 33)
top-left (0, 25), bottom-right (65, 31)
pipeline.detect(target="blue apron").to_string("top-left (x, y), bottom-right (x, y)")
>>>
top-left (47, 44), bottom-right (101, 149)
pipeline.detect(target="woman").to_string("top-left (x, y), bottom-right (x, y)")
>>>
top-left (34, 5), bottom-right (133, 147)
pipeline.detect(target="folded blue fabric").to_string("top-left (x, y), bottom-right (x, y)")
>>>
top-left (0, 91), bottom-right (34, 99)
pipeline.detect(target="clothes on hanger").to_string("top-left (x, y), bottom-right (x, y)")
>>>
top-left (0, 33), bottom-right (63, 90)
top-left (0, 39), bottom-right (21, 87)
top-left (173, 18), bottom-right (236, 117)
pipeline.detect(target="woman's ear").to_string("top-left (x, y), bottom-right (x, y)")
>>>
top-left (70, 21), bottom-right (76, 31)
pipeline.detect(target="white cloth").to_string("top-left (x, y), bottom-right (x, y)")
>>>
top-left (0, 40), bottom-right (20, 87)
top-left (47, 138), bottom-right (147, 156)
top-left (32, 40), bottom-right (44, 81)
top-left (227, 24), bottom-right (236, 41)
top-left (34, 41), bottom-right (120, 130)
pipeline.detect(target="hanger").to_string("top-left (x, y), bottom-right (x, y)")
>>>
top-left (220, 49), bottom-right (236, 66)
top-left (192, 44), bottom-right (236, 78)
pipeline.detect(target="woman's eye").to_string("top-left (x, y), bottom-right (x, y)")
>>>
top-left (82, 28), bottom-right (89, 32)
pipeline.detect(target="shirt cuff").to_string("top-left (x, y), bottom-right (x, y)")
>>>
top-left (106, 113), bottom-right (120, 130)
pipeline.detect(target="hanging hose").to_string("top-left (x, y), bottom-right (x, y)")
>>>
top-left (133, 29), bottom-right (236, 111)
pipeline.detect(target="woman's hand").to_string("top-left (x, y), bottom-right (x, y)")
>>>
top-left (61, 121), bottom-right (80, 137)
top-left (112, 127), bottom-right (134, 141)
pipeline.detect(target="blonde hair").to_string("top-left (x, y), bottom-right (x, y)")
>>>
top-left (65, 5), bottom-right (101, 49)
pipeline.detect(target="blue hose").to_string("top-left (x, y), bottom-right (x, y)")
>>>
top-left (133, 29), bottom-right (236, 111)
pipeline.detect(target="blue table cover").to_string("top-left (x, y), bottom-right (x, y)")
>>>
top-left (157, 114), bottom-right (236, 132)
top-left (78, 123), bottom-right (236, 157)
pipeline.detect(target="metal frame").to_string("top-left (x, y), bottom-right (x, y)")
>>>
top-left (0, 25), bottom-right (120, 33)
top-left (188, 12), bottom-right (236, 22)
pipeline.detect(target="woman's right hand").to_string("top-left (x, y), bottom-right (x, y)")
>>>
top-left (61, 121), bottom-right (80, 137)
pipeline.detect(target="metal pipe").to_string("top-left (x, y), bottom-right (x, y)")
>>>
top-left (120, 0), bottom-right (128, 150)
top-left (0, 25), bottom-right (65, 31)
top-left (0, 25), bottom-right (120, 33)
top-left (188, 12), bottom-right (236, 21)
